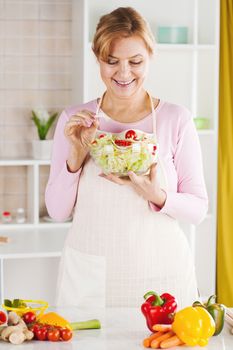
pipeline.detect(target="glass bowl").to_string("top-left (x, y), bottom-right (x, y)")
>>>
top-left (90, 129), bottom-right (158, 177)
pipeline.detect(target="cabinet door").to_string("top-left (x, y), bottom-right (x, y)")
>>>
top-left (3, 257), bottom-right (60, 304)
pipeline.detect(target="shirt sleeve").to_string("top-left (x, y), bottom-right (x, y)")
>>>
top-left (149, 116), bottom-right (208, 225)
top-left (45, 110), bottom-right (82, 221)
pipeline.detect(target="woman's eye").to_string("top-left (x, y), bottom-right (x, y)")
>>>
top-left (106, 60), bottom-right (142, 65)
top-left (107, 61), bottom-right (118, 65)
top-left (130, 61), bottom-right (142, 65)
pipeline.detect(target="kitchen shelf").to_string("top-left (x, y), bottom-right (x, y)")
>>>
top-left (0, 227), bottom-right (67, 259)
top-left (0, 222), bottom-right (71, 231)
top-left (0, 158), bottom-right (50, 166)
top-left (87, 42), bottom-right (217, 54)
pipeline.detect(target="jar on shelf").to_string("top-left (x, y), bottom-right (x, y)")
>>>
top-left (15, 208), bottom-right (26, 224)
top-left (1, 211), bottom-right (12, 224)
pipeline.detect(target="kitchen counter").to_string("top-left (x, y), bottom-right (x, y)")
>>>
top-left (0, 307), bottom-right (232, 349)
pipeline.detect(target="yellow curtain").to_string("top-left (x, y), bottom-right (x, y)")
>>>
top-left (217, 0), bottom-right (233, 306)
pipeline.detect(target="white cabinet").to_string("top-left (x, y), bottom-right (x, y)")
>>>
top-left (0, 160), bottom-right (70, 304)
top-left (72, 0), bottom-right (220, 298)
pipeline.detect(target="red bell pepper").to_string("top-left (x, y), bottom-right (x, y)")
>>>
top-left (141, 291), bottom-right (177, 332)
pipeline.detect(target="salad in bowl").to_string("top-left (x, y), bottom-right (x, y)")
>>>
top-left (90, 129), bottom-right (158, 176)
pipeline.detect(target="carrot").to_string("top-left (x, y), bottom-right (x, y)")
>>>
top-left (143, 331), bottom-right (164, 348)
top-left (160, 334), bottom-right (184, 349)
top-left (152, 324), bottom-right (172, 332)
top-left (151, 331), bottom-right (175, 349)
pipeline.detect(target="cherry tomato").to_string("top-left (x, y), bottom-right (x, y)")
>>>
top-left (0, 311), bottom-right (7, 325)
top-left (60, 328), bottom-right (73, 341)
top-left (30, 323), bottom-right (40, 334)
top-left (47, 328), bottom-right (60, 342)
top-left (40, 325), bottom-right (50, 332)
top-left (125, 130), bottom-right (137, 140)
top-left (23, 311), bottom-right (36, 324)
top-left (99, 134), bottom-right (106, 138)
top-left (35, 328), bottom-right (47, 341)
top-left (115, 139), bottom-right (132, 147)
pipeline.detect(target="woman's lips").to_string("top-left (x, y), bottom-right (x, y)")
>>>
top-left (113, 79), bottom-right (135, 87)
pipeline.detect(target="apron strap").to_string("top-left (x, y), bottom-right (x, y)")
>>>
top-left (148, 94), bottom-right (156, 135)
top-left (96, 91), bottom-right (157, 135)
top-left (96, 92), bottom-right (105, 115)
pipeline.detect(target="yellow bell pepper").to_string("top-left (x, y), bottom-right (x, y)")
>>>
top-left (172, 306), bottom-right (215, 347)
top-left (38, 312), bottom-right (101, 331)
top-left (38, 312), bottom-right (72, 330)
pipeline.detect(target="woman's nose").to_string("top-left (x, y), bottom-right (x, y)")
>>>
top-left (118, 62), bottom-right (131, 78)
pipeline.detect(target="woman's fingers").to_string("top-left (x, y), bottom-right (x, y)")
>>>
top-left (128, 171), bottom-right (139, 184)
top-left (64, 124), bottom-right (78, 137)
top-left (65, 121), bottom-right (88, 136)
top-left (100, 171), bottom-right (148, 187)
top-left (65, 113), bottom-right (99, 141)
top-left (70, 110), bottom-right (97, 125)
top-left (99, 165), bottom-right (162, 204)
top-left (92, 118), bottom-right (99, 128)
top-left (128, 171), bottom-right (148, 188)
top-left (79, 109), bottom-right (96, 118)
top-left (149, 162), bottom-right (157, 182)
top-left (68, 117), bottom-right (93, 128)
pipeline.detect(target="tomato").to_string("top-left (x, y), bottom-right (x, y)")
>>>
top-left (125, 130), bottom-right (137, 140)
top-left (98, 134), bottom-right (106, 138)
top-left (60, 328), bottom-right (73, 341)
top-left (30, 323), bottom-right (40, 334)
top-left (47, 328), bottom-right (60, 342)
top-left (0, 311), bottom-right (7, 325)
top-left (40, 325), bottom-right (50, 332)
top-left (115, 139), bottom-right (132, 147)
top-left (153, 145), bottom-right (157, 151)
top-left (35, 328), bottom-right (47, 341)
top-left (23, 311), bottom-right (36, 324)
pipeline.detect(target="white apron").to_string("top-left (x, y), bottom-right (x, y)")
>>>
top-left (55, 94), bottom-right (198, 309)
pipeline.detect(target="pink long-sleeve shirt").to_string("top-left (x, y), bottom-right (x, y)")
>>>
top-left (45, 99), bottom-right (208, 225)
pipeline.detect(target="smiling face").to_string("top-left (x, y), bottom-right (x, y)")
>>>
top-left (98, 35), bottom-right (150, 99)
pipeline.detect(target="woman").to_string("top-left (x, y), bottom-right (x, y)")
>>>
top-left (45, 7), bottom-right (208, 308)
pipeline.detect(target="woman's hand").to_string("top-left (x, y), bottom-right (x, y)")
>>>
top-left (99, 163), bottom-right (167, 208)
top-left (64, 110), bottom-right (99, 172)
top-left (65, 110), bottom-right (99, 148)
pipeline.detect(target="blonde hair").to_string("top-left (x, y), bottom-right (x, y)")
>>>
top-left (92, 7), bottom-right (155, 61)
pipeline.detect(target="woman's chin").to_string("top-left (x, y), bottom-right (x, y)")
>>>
top-left (110, 84), bottom-right (140, 99)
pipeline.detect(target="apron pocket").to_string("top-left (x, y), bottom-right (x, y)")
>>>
top-left (56, 246), bottom-right (106, 307)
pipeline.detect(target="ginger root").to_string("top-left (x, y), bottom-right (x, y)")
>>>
top-left (0, 312), bottom-right (34, 345)
top-left (7, 312), bottom-right (20, 326)
top-left (23, 329), bottom-right (34, 341)
top-left (8, 331), bottom-right (26, 345)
